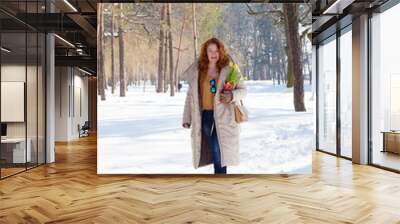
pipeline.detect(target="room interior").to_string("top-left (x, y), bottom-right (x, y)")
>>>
top-left (0, 0), bottom-right (399, 222)
top-left (0, 0), bottom-right (95, 179)
top-left (0, 30), bottom-right (46, 177)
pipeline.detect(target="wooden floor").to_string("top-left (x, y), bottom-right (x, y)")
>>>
top-left (373, 150), bottom-right (400, 171)
top-left (0, 167), bottom-right (26, 178)
top-left (1, 135), bottom-right (400, 223)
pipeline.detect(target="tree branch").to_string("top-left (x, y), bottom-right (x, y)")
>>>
top-left (299, 5), bottom-right (311, 26)
top-left (141, 24), bottom-right (150, 35)
top-left (300, 27), bottom-right (310, 40)
top-left (245, 3), bottom-right (284, 19)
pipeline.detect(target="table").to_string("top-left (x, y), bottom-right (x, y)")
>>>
top-left (1, 138), bottom-right (31, 164)
top-left (381, 131), bottom-right (400, 154)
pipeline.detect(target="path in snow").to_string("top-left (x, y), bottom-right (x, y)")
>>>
top-left (98, 80), bottom-right (314, 174)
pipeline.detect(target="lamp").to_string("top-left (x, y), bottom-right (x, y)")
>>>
top-left (1, 47), bottom-right (11, 53)
top-left (78, 67), bottom-right (93, 76)
top-left (63, 0), bottom-right (78, 12)
top-left (54, 34), bottom-right (75, 48)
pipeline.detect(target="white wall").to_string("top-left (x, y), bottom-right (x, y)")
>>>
top-left (1, 82), bottom-right (25, 122)
top-left (72, 73), bottom-right (89, 138)
top-left (46, 33), bottom-right (55, 163)
top-left (352, 14), bottom-right (369, 164)
top-left (55, 67), bottom-right (89, 141)
top-left (1, 65), bottom-right (26, 130)
top-left (1, 63), bottom-right (47, 164)
top-left (1, 65), bottom-right (38, 139)
top-left (312, 45), bottom-right (316, 150)
top-left (55, 66), bottom-right (70, 141)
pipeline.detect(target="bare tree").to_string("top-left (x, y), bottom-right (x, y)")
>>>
top-left (284, 4), bottom-right (305, 111)
top-left (163, 34), bottom-right (168, 93)
top-left (119, 3), bottom-right (126, 97)
top-left (97, 4), bottom-right (106, 101)
top-left (157, 4), bottom-right (166, 93)
top-left (111, 4), bottom-right (116, 94)
top-left (252, 20), bottom-right (259, 80)
top-left (246, 3), bottom-right (307, 111)
top-left (167, 4), bottom-right (175, 96)
top-left (174, 11), bottom-right (186, 92)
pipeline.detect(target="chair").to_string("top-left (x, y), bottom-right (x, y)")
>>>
top-left (79, 121), bottom-right (90, 138)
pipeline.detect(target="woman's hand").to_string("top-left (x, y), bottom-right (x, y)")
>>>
top-left (219, 90), bottom-right (233, 104)
top-left (182, 123), bottom-right (191, 129)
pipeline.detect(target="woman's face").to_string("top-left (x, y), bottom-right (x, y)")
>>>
top-left (206, 43), bottom-right (219, 64)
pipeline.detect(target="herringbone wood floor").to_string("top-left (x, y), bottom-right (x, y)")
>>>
top-left (1, 135), bottom-right (400, 224)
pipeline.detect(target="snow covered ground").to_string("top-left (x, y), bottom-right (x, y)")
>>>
top-left (98, 80), bottom-right (314, 174)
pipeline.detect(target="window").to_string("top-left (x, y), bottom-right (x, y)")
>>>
top-left (370, 3), bottom-right (400, 171)
top-left (340, 28), bottom-right (352, 158)
top-left (0, 1), bottom-right (46, 179)
top-left (317, 36), bottom-right (337, 154)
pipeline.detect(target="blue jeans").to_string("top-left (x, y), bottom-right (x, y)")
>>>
top-left (201, 110), bottom-right (227, 174)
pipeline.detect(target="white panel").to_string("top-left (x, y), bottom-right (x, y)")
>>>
top-left (390, 74), bottom-right (400, 130)
top-left (73, 86), bottom-right (81, 137)
top-left (352, 14), bottom-right (369, 164)
top-left (1, 82), bottom-right (25, 122)
top-left (11, 139), bottom-right (32, 163)
top-left (323, 0), bottom-right (355, 14)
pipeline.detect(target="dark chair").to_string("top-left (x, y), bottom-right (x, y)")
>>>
top-left (79, 121), bottom-right (90, 138)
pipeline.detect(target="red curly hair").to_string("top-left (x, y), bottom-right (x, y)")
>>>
top-left (198, 37), bottom-right (230, 76)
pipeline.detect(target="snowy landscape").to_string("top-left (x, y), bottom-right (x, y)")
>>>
top-left (98, 80), bottom-right (314, 174)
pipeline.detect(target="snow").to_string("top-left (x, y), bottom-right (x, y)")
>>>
top-left (98, 80), bottom-right (314, 174)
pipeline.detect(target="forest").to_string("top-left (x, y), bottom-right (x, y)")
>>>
top-left (97, 3), bottom-right (312, 112)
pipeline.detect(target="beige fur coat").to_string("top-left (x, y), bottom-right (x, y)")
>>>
top-left (182, 61), bottom-right (247, 169)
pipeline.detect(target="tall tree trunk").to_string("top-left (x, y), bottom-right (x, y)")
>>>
top-left (285, 44), bottom-right (294, 88)
top-left (253, 21), bottom-right (259, 80)
top-left (163, 35), bottom-right (168, 93)
top-left (278, 38), bottom-right (287, 84)
top-left (136, 66), bottom-right (139, 86)
top-left (174, 13), bottom-right (186, 91)
top-left (266, 25), bottom-right (272, 81)
top-left (142, 60), bottom-right (146, 92)
top-left (119, 3), bottom-right (126, 97)
top-left (157, 4), bottom-right (166, 93)
top-left (275, 49), bottom-right (281, 85)
top-left (285, 41), bottom-right (294, 87)
top-left (284, 4), bottom-right (305, 112)
top-left (167, 4), bottom-right (175, 96)
top-left (192, 4), bottom-right (198, 60)
top-left (111, 5), bottom-right (115, 94)
top-left (265, 43), bottom-right (271, 80)
top-left (97, 4), bottom-right (105, 101)
top-left (283, 9), bottom-right (294, 88)
top-left (307, 34), bottom-right (312, 85)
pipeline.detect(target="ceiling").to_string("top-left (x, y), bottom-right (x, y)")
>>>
top-left (311, 0), bottom-right (389, 44)
top-left (0, 0), bottom-right (97, 74)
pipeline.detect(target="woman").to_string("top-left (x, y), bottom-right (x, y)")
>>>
top-left (182, 37), bottom-right (247, 174)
